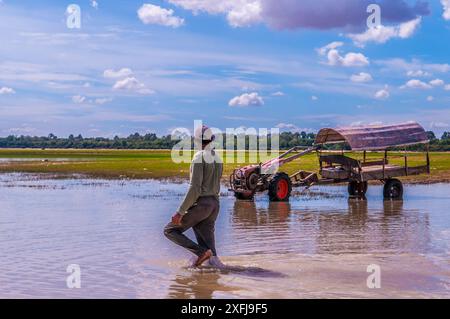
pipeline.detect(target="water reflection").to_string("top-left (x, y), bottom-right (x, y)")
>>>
top-left (167, 272), bottom-right (231, 299)
top-left (0, 174), bottom-right (447, 298)
top-left (229, 197), bottom-right (430, 255)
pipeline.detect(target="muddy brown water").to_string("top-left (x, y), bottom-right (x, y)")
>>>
top-left (0, 173), bottom-right (449, 298)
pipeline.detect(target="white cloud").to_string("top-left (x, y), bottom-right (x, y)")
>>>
top-left (138, 4), bottom-right (184, 28)
top-left (229, 92), bottom-right (264, 107)
top-left (113, 77), bottom-right (155, 95)
top-left (427, 96), bottom-right (434, 102)
top-left (374, 86), bottom-right (389, 100)
top-left (347, 17), bottom-right (421, 47)
top-left (398, 17), bottom-right (422, 38)
top-left (72, 95), bottom-right (86, 104)
top-left (429, 79), bottom-right (444, 87)
top-left (169, 0), bottom-right (261, 28)
top-left (90, 1), bottom-right (98, 9)
top-left (318, 42), bottom-right (369, 68)
top-left (317, 41), bottom-right (344, 56)
top-left (271, 91), bottom-right (284, 96)
top-left (311, 95), bottom-right (318, 101)
top-left (407, 70), bottom-right (430, 77)
top-left (378, 59), bottom-right (450, 75)
top-left (442, 0), bottom-right (450, 20)
top-left (103, 68), bottom-right (133, 79)
top-left (445, 84), bottom-right (450, 91)
top-left (401, 79), bottom-right (432, 89)
top-left (227, 1), bottom-right (262, 27)
top-left (94, 97), bottom-right (113, 105)
top-left (327, 49), bottom-right (369, 67)
top-left (350, 72), bottom-right (372, 83)
top-left (0, 87), bottom-right (16, 94)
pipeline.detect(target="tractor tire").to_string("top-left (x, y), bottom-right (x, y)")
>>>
top-left (234, 192), bottom-right (254, 201)
top-left (383, 179), bottom-right (403, 199)
top-left (268, 173), bottom-right (292, 202)
top-left (348, 181), bottom-right (368, 197)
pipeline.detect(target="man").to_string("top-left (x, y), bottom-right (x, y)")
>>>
top-left (164, 125), bottom-right (223, 267)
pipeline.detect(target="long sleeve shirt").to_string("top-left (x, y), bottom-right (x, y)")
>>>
top-left (177, 149), bottom-right (223, 215)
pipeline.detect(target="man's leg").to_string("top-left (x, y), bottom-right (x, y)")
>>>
top-left (192, 198), bottom-right (219, 256)
top-left (163, 200), bottom-right (212, 256)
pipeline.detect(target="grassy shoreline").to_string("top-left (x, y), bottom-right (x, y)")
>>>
top-left (1, 148), bottom-right (450, 184)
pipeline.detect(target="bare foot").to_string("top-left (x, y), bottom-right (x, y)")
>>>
top-left (194, 250), bottom-right (212, 267)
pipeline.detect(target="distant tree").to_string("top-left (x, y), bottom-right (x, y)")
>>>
top-left (426, 131), bottom-right (436, 140)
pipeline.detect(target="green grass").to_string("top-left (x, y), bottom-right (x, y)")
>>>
top-left (0, 148), bottom-right (449, 183)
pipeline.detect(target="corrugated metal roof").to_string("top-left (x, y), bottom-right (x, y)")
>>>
top-left (314, 122), bottom-right (429, 150)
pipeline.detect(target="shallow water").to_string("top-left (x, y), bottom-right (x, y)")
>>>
top-left (0, 173), bottom-right (449, 298)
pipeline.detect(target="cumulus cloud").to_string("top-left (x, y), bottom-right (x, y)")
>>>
top-left (442, 0), bottom-right (450, 20)
top-left (311, 95), bottom-right (318, 101)
top-left (113, 77), bottom-right (154, 95)
top-left (347, 17), bottom-right (421, 46)
top-left (350, 72), bottom-right (373, 82)
top-left (374, 86), bottom-right (389, 99)
top-left (138, 4), bottom-right (184, 28)
top-left (169, 0), bottom-right (262, 27)
top-left (429, 79), bottom-right (444, 87)
top-left (401, 79), bottom-right (432, 89)
top-left (327, 49), bottom-right (369, 67)
top-left (229, 92), bottom-right (264, 107)
top-left (72, 95), bottom-right (86, 103)
top-left (317, 41), bottom-right (344, 56)
top-left (90, 0), bottom-right (98, 9)
top-left (227, 1), bottom-right (262, 27)
top-left (103, 68), bottom-right (133, 79)
top-left (406, 69), bottom-right (430, 77)
top-left (170, 0), bottom-right (429, 30)
top-left (271, 91), bottom-right (285, 96)
top-left (0, 87), bottom-right (16, 94)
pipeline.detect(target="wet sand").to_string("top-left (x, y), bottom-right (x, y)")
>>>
top-left (0, 173), bottom-right (449, 298)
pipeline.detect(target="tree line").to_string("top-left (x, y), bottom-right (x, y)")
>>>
top-left (0, 131), bottom-right (449, 151)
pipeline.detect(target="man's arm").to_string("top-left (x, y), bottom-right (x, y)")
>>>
top-left (177, 159), bottom-right (204, 216)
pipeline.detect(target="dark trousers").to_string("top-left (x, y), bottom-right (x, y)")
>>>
top-left (164, 196), bottom-right (220, 257)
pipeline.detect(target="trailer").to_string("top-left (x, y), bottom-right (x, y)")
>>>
top-left (229, 122), bottom-right (430, 201)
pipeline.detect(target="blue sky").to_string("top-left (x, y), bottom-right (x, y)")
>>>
top-left (0, 0), bottom-right (449, 137)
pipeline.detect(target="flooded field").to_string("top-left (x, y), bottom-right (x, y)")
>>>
top-left (0, 173), bottom-right (449, 298)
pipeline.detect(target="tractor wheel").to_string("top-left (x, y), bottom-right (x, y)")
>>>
top-left (348, 181), bottom-right (368, 197)
top-left (234, 192), bottom-right (254, 201)
top-left (383, 179), bottom-right (403, 199)
top-left (268, 173), bottom-right (292, 202)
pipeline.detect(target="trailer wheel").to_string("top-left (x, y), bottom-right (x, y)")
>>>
top-left (383, 179), bottom-right (403, 199)
top-left (348, 181), bottom-right (368, 197)
top-left (268, 173), bottom-right (292, 202)
top-left (234, 192), bottom-right (254, 201)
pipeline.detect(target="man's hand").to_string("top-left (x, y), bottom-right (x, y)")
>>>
top-left (171, 212), bottom-right (183, 225)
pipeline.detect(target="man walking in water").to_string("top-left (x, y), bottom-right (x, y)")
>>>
top-left (164, 125), bottom-right (223, 267)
